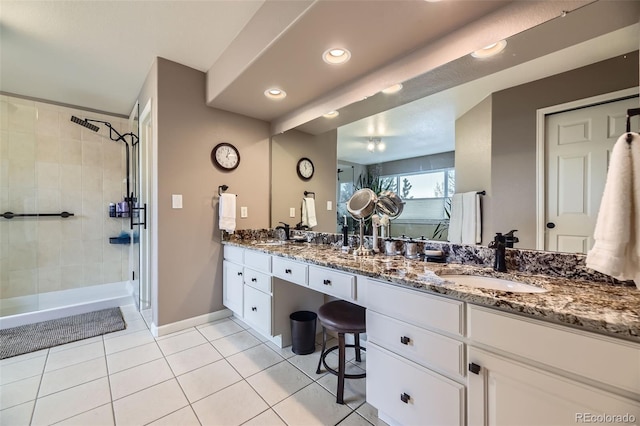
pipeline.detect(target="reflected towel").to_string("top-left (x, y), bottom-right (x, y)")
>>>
top-left (449, 192), bottom-right (482, 245)
top-left (219, 193), bottom-right (236, 233)
top-left (302, 197), bottom-right (317, 228)
top-left (586, 132), bottom-right (640, 287)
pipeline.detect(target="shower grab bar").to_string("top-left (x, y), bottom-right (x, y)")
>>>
top-left (2, 211), bottom-right (74, 219)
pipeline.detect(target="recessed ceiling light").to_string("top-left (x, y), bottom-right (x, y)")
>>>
top-left (471, 40), bottom-right (507, 59)
top-left (323, 47), bottom-right (351, 65)
top-left (264, 88), bottom-right (286, 99)
top-left (323, 111), bottom-right (339, 118)
top-left (381, 83), bottom-right (403, 94)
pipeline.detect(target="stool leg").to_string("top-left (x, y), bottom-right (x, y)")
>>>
top-left (354, 333), bottom-right (362, 363)
top-left (315, 326), bottom-right (327, 374)
top-left (337, 332), bottom-right (346, 404)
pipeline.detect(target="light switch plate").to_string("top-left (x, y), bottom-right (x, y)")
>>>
top-left (326, 201), bottom-right (332, 210)
top-left (289, 208), bottom-right (296, 218)
top-left (241, 206), bottom-right (248, 218)
top-left (172, 194), bottom-right (182, 209)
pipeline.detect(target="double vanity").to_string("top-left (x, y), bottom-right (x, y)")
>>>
top-left (222, 238), bottom-right (640, 425)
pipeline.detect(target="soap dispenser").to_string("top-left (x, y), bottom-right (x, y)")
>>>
top-left (341, 215), bottom-right (349, 251)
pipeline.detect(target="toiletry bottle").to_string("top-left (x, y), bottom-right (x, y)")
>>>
top-left (109, 203), bottom-right (116, 217)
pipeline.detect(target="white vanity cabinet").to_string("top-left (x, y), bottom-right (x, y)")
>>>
top-left (366, 278), bottom-right (466, 426)
top-left (467, 305), bottom-right (640, 426)
top-left (222, 245), bottom-right (245, 317)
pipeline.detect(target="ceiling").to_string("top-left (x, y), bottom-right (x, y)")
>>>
top-left (0, 0), bottom-right (636, 147)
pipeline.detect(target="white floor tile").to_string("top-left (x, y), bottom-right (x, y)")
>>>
top-left (287, 346), bottom-right (330, 380)
top-left (228, 316), bottom-right (251, 330)
top-left (109, 358), bottom-right (174, 400)
top-left (165, 343), bottom-right (222, 376)
top-left (316, 362), bottom-right (367, 409)
top-left (147, 406), bottom-right (200, 426)
top-left (191, 381), bottom-right (268, 426)
top-left (246, 361), bottom-right (313, 406)
top-left (103, 329), bottom-right (155, 355)
top-left (55, 402), bottom-right (114, 426)
top-left (0, 400), bottom-right (34, 426)
top-left (356, 403), bottom-right (389, 426)
top-left (339, 411), bottom-right (374, 426)
top-left (45, 341), bottom-right (105, 372)
top-left (176, 359), bottom-right (242, 403)
top-left (106, 341), bottom-right (163, 374)
top-left (112, 379), bottom-right (188, 425)
top-left (156, 329), bottom-right (207, 356)
top-left (264, 341), bottom-right (297, 359)
top-left (226, 343), bottom-right (283, 378)
top-left (0, 349), bottom-right (48, 366)
top-left (0, 376), bottom-right (40, 410)
top-left (31, 378), bottom-right (111, 426)
top-left (243, 408), bottom-right (287, 426)
top-left (273, 382), bottom-right (353, 426)
top-left (210, 330), bottom-right (261, 357)
top-left (197, 318), bottom-right (244, 341)
top-left (48, 336), bottom-right (103, 353)
top-left (0, 353), bottom-right (46, 385)
top-left (38, 357), bottom-right (107, 397)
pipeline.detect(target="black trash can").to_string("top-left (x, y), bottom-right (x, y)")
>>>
top-left (290, 311), bottom-right (317, 355)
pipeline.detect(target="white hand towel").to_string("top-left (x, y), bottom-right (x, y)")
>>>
top-left (461, 191), bottom-right (480, 245)
top-left (219, 193), bottom-right (236, 233)
top-left (586, 132), bottom-right (640, 287)
top-left (301, 197), bottom-right (317, 228)
top-left (448, 193), bottom-right (463, 244)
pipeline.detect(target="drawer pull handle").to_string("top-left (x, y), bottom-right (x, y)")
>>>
top-left (285, 269), bottom-right (292, 274)
top-left (400, 393), bottom-right (410, 404)
top-left (400, 336), bottom-right (411, 345)
top-left (251, 278), bottom-right (257, 282)
top-left (469, 363), bottom-right (481, 375)
top-left (323, 279), bottom-right (331, 285)
top-left (251, 306), bottom-right (257, 312)
top-left (237, 272), bottom-right (243, 276)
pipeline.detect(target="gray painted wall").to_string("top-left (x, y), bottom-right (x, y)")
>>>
top-left (271, 129), bottom-right (337, 233)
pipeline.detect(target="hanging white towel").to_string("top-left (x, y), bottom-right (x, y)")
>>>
top-left (586, 132), bottom-right (640, 288)
top-left (301, 197), bottom-right (317, 228)
top-left (218, 193), bottom-right (236, 233)
top-left (448, 193), bottom-right (463, 244)
top-left (449, 191), bottom-right (482, 245)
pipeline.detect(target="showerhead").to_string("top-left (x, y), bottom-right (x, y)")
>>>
top-left (70, 116), bottom-right (99, 132)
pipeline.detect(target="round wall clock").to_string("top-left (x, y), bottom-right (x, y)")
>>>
top-left (211, 142), bottom-right (240, 171)
top-left (297, 157), bottom-right (314, 180)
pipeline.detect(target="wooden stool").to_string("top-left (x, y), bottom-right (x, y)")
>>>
top-left (315, 300), bottom-right (366, 404)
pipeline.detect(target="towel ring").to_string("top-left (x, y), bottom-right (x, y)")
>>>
top-left (304, 191), bottom-right (315, 198)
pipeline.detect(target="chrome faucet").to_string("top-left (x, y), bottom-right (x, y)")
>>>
top-left (275, 222), bottom-right (290, 240)
top-left (488, 233), bottom-right (507, 272)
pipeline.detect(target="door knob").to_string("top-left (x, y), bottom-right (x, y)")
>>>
top-left (546, 222), bottom-right (556, 229)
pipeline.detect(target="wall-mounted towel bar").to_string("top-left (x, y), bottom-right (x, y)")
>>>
top-left (304, 191), bottom-right (315, 198)
top-left (477, 191), bottom-right (486, 196)
top-left (2, 211), bottom-right (74, 219)
top-left (626, 108), bottom-right (639, 144)
top-left (218, 185), bottom-right (237, 197)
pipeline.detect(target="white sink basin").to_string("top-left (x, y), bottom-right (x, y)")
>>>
top-left (441, 274), bottom-right (548, 293)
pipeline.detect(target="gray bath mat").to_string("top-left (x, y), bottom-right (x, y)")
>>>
top-left (0, 307), bottom-right (126, 359)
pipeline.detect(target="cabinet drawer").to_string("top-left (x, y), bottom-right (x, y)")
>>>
top-left (243, 285), bottom-right (272, 336)
top-left (468, 305), bottom-right (640, 396)
top-left (367, 310), bottom-right (465, 380)
top-left (308, 265), bottom-right (355, 300)
top-left (367, 343), bottom-right (464, 426)
top-left (367, 278), bottom-right (464, 337)
top-left (244, 250), bottom-right (271, 273)
top-left (244, 268), bottom-right (272, 294)
top-left (224, 245), bottom-right (243, 264)
top-left (272, 257), bottom-right (308, 286)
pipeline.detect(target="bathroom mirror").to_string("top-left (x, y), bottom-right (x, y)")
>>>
top-left (270, 0), bottom-right (638, 253)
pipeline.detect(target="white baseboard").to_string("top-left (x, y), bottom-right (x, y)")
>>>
top-left (150, 308), bottom-right (233, 337)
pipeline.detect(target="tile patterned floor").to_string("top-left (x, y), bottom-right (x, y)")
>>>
top-left (0, 305), bottom-right (389, 426)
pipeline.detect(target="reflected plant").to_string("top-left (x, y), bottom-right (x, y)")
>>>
top-left (431, 197), bottom-right (451, 240)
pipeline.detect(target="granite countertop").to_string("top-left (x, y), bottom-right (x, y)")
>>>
top-left (223, 240), bottom-right (640, 343)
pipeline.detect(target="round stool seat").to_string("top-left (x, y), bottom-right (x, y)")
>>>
top-left (317, 300), bottom-right (365, 334)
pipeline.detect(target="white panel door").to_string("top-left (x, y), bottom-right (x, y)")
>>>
top-left (545, 97), bottom-right (638, 253)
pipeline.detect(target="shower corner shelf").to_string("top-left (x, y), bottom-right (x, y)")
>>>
top-left (109, 236), bottom-right (131, 245)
